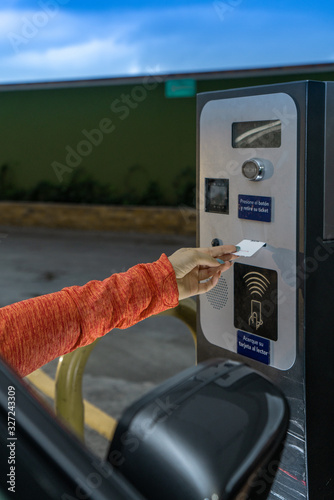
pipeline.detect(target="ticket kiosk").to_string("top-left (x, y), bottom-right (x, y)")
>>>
top-left (197, 81), bottom-right (334, 499)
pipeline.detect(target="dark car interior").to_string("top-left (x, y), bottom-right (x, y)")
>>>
top-left (0, 357), bottom-right (289, 500)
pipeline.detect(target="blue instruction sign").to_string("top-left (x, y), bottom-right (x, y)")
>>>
top-left (238, 195), bottom-right (272, 222)
top-left (237, 330), bottom-right (270, 365)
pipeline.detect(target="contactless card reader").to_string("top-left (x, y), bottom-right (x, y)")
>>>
top-left (197, 81), bottom-right (334, 499)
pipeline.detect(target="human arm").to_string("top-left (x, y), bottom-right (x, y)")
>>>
top-left (0, 254), bottom-right (178, 377)
top-left (0, 245), bottom-right (236, 377)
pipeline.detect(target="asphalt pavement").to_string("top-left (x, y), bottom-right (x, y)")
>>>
top-left (0, 225), bottom-right (196, 458)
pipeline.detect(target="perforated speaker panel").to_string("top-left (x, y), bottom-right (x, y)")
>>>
top-left (206, 277), bottom-right (229, 310)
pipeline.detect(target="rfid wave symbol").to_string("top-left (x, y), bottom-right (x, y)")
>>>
top-left (244, 272), bottom-right (270, 330)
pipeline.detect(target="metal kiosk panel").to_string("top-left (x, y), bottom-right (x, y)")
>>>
top-left (197, 81), bottom-right (334, 499)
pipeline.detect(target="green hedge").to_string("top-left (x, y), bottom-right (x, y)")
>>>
top-left (0, 164), bottom-right (196, 207)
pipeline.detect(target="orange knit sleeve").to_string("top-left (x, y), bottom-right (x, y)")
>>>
top-left (0, 254), bottom-right (179, 377)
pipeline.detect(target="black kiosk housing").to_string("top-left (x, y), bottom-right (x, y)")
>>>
top-left (196, 81), bottom-right (334, 499)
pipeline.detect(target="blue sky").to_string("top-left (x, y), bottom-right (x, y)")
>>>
top-left (1, 0), bottom-right (334, 83)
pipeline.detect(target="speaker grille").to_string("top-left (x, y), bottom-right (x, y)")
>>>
top-left (206, 277), bottom-right (229, 310)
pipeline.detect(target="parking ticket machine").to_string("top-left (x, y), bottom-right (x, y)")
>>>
top-left (197, 81), bottom-right (334, 499)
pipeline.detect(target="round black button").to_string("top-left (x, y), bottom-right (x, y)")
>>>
top-left (211, 238), bottom-right (222, 247)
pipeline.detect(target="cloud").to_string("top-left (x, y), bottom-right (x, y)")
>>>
top-left (8, 38), bottom-right (127, 66)
top-left (0, 6), bottom-right (144, 80)
top-left (0, 9), bottom-right (29, 35)
top-left (1, 38), bottom-right (142, 81)
top-left (0, 5), bottom-right (174, 81)
top-left (0, 3), bottom-right (333, 83)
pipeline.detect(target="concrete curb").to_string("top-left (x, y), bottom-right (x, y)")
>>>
top-left (0, 202), bottom-right (196, 235)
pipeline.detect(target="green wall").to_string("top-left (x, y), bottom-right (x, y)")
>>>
top-left (1, 68), bottom-right (333, 206)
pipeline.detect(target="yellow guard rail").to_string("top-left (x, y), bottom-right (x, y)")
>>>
top-left (53, 298), bottom-right (197, 441)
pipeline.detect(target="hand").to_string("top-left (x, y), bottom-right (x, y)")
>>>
top-left (168, 245), bottom-right (237, 300)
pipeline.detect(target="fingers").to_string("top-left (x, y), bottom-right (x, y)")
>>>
top-left (197, 261), bottom-right (233, 296)
top-left (168, 244), bottom-right (238, 285)
top-left (196, 246), bottom-right (238, 269)
top-left (219, 252), bottom-right (239, 263)
top-left (198, 261), bottom-right (232, 281)
top-left (196, 245), bottom-right (237, 295)
top-left (191, 245), bottom-right (238, 268)
top-left (197, 270), bottom-right (223, 294)
top-left (206, 244), bottom-right (238, 258)
top-left (189, 251), bottom-right (225, 270)
top-left (195, 245), bottom-right (237, 263)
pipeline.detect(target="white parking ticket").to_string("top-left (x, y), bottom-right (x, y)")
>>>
top-left (233, 239), bottom-right (266, 257)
